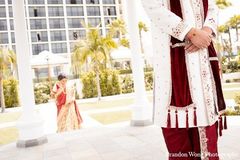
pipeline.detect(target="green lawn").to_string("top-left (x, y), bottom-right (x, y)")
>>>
top-left (0, 127), bottom-right (18, 146)
top-left (90, 110), bottom-right (132, 125)
top-left (78, 96), bottom-right (153, 111)
top-left (223, 91), bottom-right (240, 99)
top-left (0, 112), bottom-right (21, 124)
top-left (223, 83), bottom-right (240, 89)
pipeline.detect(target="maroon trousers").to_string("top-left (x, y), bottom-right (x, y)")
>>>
top-left (162, 122), bottom-right (219, 160)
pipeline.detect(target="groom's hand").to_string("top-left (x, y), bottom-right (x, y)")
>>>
top-left (186, 28), bottom-right (212, 49)
top-left (185, 42), bottom-right (200, 53)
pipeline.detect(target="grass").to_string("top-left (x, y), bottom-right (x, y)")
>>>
top-left (78, 96), bottom-right (153, 111)
top-left (223, 91), bottom-right (240, 99)
top-left (0, 127), bottom-right (18, 146)
top-left (90, 110), bottom-right (132, 125)
top-left (223, 83), bottom-right (240, 89)
top-left (78, 98), bottom-right (134, 111)
top-left (0, 112), bottom-right (21, 124)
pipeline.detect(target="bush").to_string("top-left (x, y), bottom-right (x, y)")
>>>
top-left (225, 79), bottom-right (231, 83)
top-left (120, 75), bottom-right (134, 94)
top-left (34, 82), bottom-right (51, 104)
top-left (3, 78), bottom-right (20, 108)
top-left (145, 72), bottom-right (153, 91)
top-left (225, 61), bottom-right (240, 73)
top-left (234, 93), bottom-right (240, 107)
top-left (81, 72), bottom-right (97, 98)
top-left (225, 109), bottom-right (240, 116)
top-left (100, 70), bottom-right (121, 96)
top-left (81, 70), bottom-right (121, 98)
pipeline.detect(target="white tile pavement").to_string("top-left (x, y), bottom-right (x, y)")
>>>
top-left (0, 124), bottom-right (240, 160)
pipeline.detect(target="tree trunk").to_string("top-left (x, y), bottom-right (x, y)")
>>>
top-left (0, 77), bottom-right (5, 113)
top-left (96, 70), bottom-right (101, 101)
top-left (139, 30), bottom-right (144, 54)
top-left (236, 26), bottom-right (239, 41)
top-left (228, 27), bottom-right (232, 52)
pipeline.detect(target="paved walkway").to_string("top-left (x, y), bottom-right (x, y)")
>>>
top-left (0, 123), bottom-right (240, 160)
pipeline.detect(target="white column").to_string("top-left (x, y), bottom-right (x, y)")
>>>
top-left (125, 0), bottom-right (152, 126)
top-left (12, 0), bottom-right (47, 148)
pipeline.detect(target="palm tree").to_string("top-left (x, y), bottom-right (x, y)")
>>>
top-left (71, 27), bottom-right (117, 100)
top-left (138, 21), bottom-right (148, 54)
top-left (218, 24), bottom-right (232, 61)
top-left (215, 0), bottom-right (232, 9)
top-left (107, 19), bottom-right (127, 38)
top-left (229, 15), bottom-right (240, 42)
top-left (0, 46), bottom-right (16, 113)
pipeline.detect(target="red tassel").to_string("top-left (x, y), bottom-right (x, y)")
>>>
top-left (175, 110), bottom-right (179, 129)
top-left (186, 109), bottom-right (189, 129)
top-left (193, 107), bottom-right (197, 126)
top-left (219, 116), bottom-right (223, 136)
top-left (224, 115), bottom-right (227, 130)
top-left (167, 109), bottom-right (171, 128)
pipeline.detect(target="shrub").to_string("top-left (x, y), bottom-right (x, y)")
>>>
top-left (3, 78), bottom-right (20, 108)
top-left (34, 82), bottom-right (51, 104)
top-left (145, 72), bottom-right (153, 91)
top-left (81, 72), bottom-right (98, 98)
top-left (234, 93), bottom-right (240, 107)
top-left (81, 70), bottom-right (121, 98)
top-left (225, 109), bottom-right (240, 116)
top-left (100, 70), bottom-right (121, 96)
top-left (225, 79), bottom-right (231, 83)
top-left (120, 75), bottom-right (134, 94)
top-left (226, 61), bottom-right (240, 73)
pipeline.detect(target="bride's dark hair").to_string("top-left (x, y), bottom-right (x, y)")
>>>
top-left (57, 73), bottom-right (67, 81)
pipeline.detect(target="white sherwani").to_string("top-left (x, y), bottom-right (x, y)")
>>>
top-left (141, 0), bottom-right (220, 128)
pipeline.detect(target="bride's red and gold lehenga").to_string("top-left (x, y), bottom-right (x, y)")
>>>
top-left (52, 82), bottom-right (83, 132)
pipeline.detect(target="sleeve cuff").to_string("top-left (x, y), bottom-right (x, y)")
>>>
top-left (203, 24), bottom-right (217, 37)
top-left (172, 20), bottom-right (193, 41)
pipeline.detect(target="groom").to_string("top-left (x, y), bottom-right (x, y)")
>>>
top-left (141, 0), bottom-right (226, 159)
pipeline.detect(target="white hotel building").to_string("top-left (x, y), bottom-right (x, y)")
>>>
top-left (0, 0), bottom-right (123, 78)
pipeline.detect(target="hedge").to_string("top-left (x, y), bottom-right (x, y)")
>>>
top-left (81, 70), bottom-right (121, 98)
top-left (3, 78), bottom-right (19, 108)
top-left (34, 82), bottom-right (51, 104)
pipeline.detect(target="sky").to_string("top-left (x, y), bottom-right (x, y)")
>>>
top-left (218, 0), bottom-right (240, 25)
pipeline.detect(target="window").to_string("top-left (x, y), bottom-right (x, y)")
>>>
top-left (66, 0), bottom-right (83, 4)
top-left (68, 18), bottom-right (84, 28)
top-left (8, 7), bottom-right (13, 17)
top-left (0, 32), bottom-right (9, 44)
top-left (69, 30), bottom-right (86, 40)
top-left (67, 6), bottom-right (84, 16)
top-left (32, 44), bottom-right (49, 55)
top-left (0, 0), bottom-right (5, 4)
top-left (49, 18), bottom-right (65, 29)
top-left (10, 19), bottom-right (14, 30)
top-left (88, 18), bottom-right (101, 27)
top-left (0, 7), bottom-right (6, 18)
top-left (51, 43), bottom-right (67, 53)
top-left (104, 17), bottom-right (116, 25)
top-left (104, 7), bottom-right (116, 16)
top-left (8, 0), bottom-right (11, 4)
top-left (0, 20), bottom-right (7, 31)
top-left (48, 7), bottom-right (64, 17)
top-left (47, 0), bottom-right (63, 4)
top-left (87, 6), bottom-right (100, 16)
top-left (28, 0), bottom-right (44, 4)
top-left (31, 31), bottom-right (48, 42)
top-left (50, 30), bottom-right (66, 41)
top-left (11, 32), bottom-right (15, 43)
top-left (86, 0), bottom-right (99, 4)
top-left (30, 19), bottom-right (47, 29)
top-left (29, 7), bottom-right (46, 17)
top-left (102, 0), bottom-right (115, 4)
